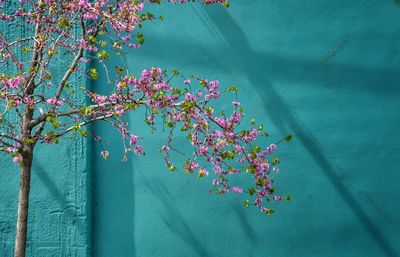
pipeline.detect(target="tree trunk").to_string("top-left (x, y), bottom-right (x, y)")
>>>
top-left (14, 145), bottom-right (33, 257)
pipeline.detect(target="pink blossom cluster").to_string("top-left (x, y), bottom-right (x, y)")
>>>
top-left (1, 76), bottom-right (23, 89)
top-left (84, 67), bottom-right (289, 212)
top-left (46, 98), bottom-right (64, 107)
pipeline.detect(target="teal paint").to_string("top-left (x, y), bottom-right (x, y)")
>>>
top-left (93, 1), bottom-right (400, 257)
top-left (1, 1), bottom-right (399, 257)
top-left (0, 121), bottom-right (91, 256)
top-left (0, 1), bottom-right (91, 255)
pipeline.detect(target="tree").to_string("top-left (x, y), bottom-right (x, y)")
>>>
top-left (0, 0), bottom-right (291, 256)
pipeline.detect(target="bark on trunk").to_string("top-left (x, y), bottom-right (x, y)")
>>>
top-left (14, 145), bottom-right (33, 257)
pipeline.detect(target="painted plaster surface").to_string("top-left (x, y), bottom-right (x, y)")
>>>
top-left (93, 1), bottom-right (400, 257)
top-left (0, 140), bottom-right (90, 257)
top-left (1, 1), bottom-right (400, 257)
top-left (0, 1), bottom-right (91, 256)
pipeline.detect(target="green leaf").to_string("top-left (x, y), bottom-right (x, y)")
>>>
top-left (146, 12), bottom-right (154, 19)
top-left (96, 50), bottom-right (110, 60)
top-left (172, 88), bottom-right (182, 95)
top-left (79, 130), bottom-right (88, 137)
top-left (137, 33), bottom-right (144, 45)
top-left (272, 157), bottom-right (280, 165)
top-left (248, 187), bottom-right (256, 196)
top-left (225, 85), bottom-right (238, 92)
top-left (72, 124), bottom-right (81, 132)
top-left (263, 208), bottom-right (274, 215)
top-left (256, 178), bottom-right (265, 186)
top-left (251, 146), bottom-right (261, 154)
top-left (284, 134), bottom-right (293, 142)
top-left (199, 80), bottom-right (208, 87)
top-left (100, 40), bottom-right (107, 47)
top-left (90, 68), bottom-right (99, 80)
top-left (57, 18), bottom-right (70, 28)
top-left (115, 66), bottom-right (125, 75)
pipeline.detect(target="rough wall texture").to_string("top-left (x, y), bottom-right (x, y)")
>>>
top-left (93, 1), bottom-right (400, 257)
top-left (0, 1), bottom-right (91, 256)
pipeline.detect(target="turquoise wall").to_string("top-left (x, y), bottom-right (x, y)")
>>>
top-left (1, 1), bottom-right (400, 257)
top-left (93, 1), bottom-right (400, 257)
top-left (0, 1), bottom-right (91, 255)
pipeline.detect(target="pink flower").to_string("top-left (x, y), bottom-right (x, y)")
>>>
top-left (231, 187), bottom-right (243, 194)
top-left (108, 94), bottom-right (118, 102)
top-left (198, 145), bottom-right (208, 156)
top-left (2, 53), bottom-right (11, 59)
top-left (94, 95), bottom-right (106, 103)
top-left (13, 156), bottom-right (22, 164)
top-left (184, 79), bottom-right (191, 84)
top-left (129, 135), bottom-right (139, 146)
top-left (185, 93), bottom-right (196, 101)
top-left (229, 111), bottom-right (242, 124)
top-left (198, 168), bottom-right (209, 178)
top-left (214, 118), bottom-right (226, 128)
top-left (24, 97), bottom-right (34, 105)
top-left (267, 143), bottom-right (277, 154)
top-left (3, 76), bottom-right (22, 89)
top-left (212, 179), bottom-right (220, 185)
top-left (208, 80), bottom-right (219, 92)
top-left (134, 145), bottom-right (143, 154)
top-left (184, 160), bottom-right (199, 173)
top-left (101, 151), bottom-right (109, 160)
top-left (233, 145), bottom-right (244, 153)
top-left (46, 98), bottom-right (64, 106)
top-left (243, 128), bottom-right (259, 142)
top-left (215, 139), bottom-right (227, 150)
top-left (205, 92), bottom-right (220, 99)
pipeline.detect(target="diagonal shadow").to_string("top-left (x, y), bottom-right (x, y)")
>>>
top-left (139, 172), bottom-right (212, 257)
top-left (231, 200), bottom-right (258, 248)
top-left (91, 37), bottom-right (137, 257)
top-left (191, 5), bottom-right (399, 257)
top-left (32, 158), bottom-right (86, 234)
top-left (132, 33), bottom-right (400, 95)
top-left (32, 161), bottom-right (66, 207)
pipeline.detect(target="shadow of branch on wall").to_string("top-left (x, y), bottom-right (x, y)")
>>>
top-left (140, 173), bottom-right (212, 257)
top-left (33, 160), bottom-right (86, 255)
top-left (191, 6), bottom-right (398, 257)
top-left (92, 133), bottom-right (137, 257)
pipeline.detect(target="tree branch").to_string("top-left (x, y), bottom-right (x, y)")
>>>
top-left (43, 113), bottom-right (114, 142)
top-left (0, 32), bottom-right (25, 75)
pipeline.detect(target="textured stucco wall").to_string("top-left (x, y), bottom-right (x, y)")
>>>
top-left (0, 1), bottom-right (91, 256)
top-left (93, 1), bottom-right (400, 257)
top-left (0, 140), bottom-right (90, 257)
